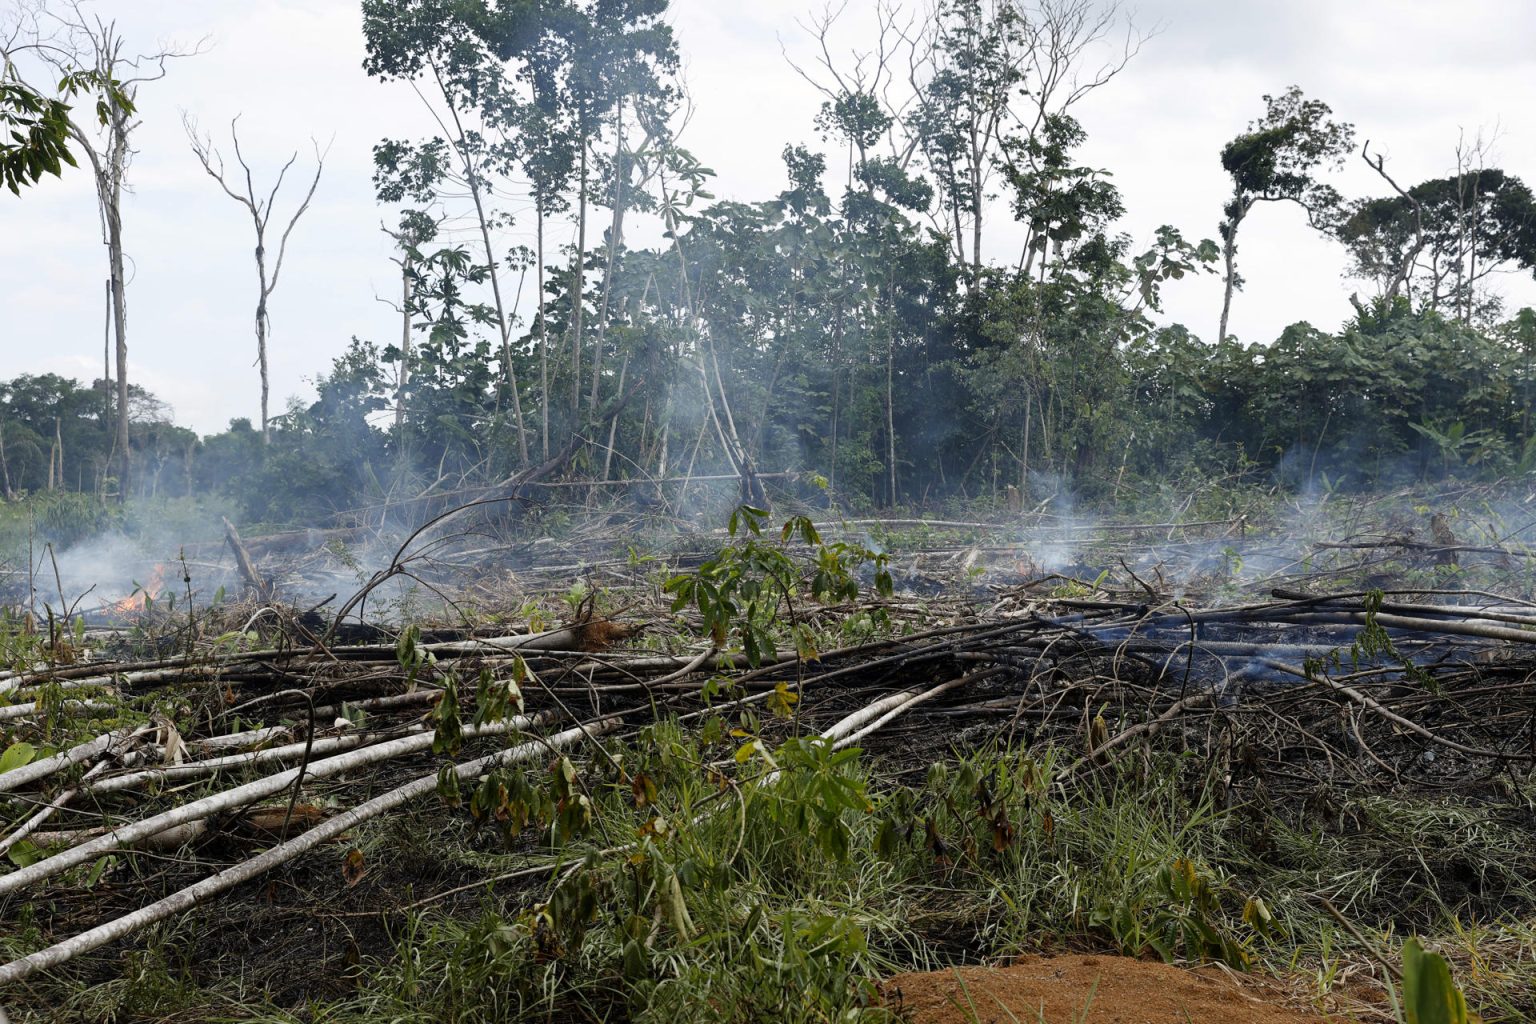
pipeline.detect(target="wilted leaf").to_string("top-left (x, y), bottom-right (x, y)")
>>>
top-left (342, 847), bottom-right (367, 887)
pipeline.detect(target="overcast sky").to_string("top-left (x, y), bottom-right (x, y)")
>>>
top-left (3, 0), bottom-right (1534, 434)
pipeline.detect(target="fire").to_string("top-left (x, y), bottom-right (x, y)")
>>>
top-left (108, 563), bottom-right (170, 615)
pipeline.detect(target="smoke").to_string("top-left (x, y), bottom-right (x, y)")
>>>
top-left (21, 530), bottom-right (191, 618)
top-left (1015, 471), bottom-right (1098, 573)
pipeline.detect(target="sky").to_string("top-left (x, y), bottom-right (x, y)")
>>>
top-left (2, 0), bottom-right (1534, 434)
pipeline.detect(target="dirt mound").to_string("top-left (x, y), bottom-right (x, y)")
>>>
top-left (884, 954), bottom-right (1338, 1024)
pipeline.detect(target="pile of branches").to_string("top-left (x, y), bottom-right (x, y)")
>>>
top-left (2, 588), bottom-right (1535, 989)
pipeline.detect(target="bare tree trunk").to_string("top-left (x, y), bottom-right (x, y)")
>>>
top-left (52, 418), bottom-right (63, 492)
top-left (886, 336), bottom-right (897, 506)
top-left (1217, 205), bottom-right (1243, 343)
top-left (537, 204), bottom-right (550, 460)
top-left (0, 417), bottom-right (11, 500)
top-left (570, 141), bottom-right (589, 419)
top-left (101, 278), bottom-right (111, 436)
top-left (107, 197), bottom-right (130, 498)
top-left (396, 252), bottom-right (411, 429)
top-left (431, 66), bottom-right (528, 463)
top-left (970, 120), bottom-right (983, 285)
top-left (601, 352), bottom-right (629, 481)
top-left (829, 315), bottom-right (843, 492)
top-left (254, 242), bottom-right (270, 438)
top-left (591, 94), bottom-right (627, 412)
top-left (7, 11), bottom-right (199, 502)
top-left (1021, 385), bottom-right (1032, 496)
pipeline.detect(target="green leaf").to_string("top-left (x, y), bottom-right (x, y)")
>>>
top-left (0, 742), bottom-right (37, 774)
top-left (85, 854), bottom-right (116, 888)
top-left (6, 839), bottom-right (43, 868)
top-left (1401, 937), bottom-right (1471, 1024)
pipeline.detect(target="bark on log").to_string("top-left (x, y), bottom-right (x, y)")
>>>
top-left (222, 517), bottom-right (273, 602)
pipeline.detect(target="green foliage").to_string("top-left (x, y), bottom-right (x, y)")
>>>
top-left (1396, 937), bottom-right (1474, 1024)
top-left (1340, 169), bottom-right (1536, 325)
top-left (1, 64), bottom-right (135, 195)
top-left (0, 740), bottom-right (36, 773)
top-left (33, 491), bottom-right (122, 548)
top-left (664, 506), bottom-right (890, 667)
top-left (1092, 856), bottom-right (1254, 968)
top-left (1220, 86), bottom-right (1354, 208)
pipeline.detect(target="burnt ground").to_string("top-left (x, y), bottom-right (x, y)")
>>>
top-left (4, 490), bottom-right (1536, 1020)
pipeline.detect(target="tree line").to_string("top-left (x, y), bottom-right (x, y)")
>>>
top-left (3, 0), bottom-right (1535, 526)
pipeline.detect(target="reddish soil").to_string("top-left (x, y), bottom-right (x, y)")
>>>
top-left (884, 954), bottom-right (1340, 1024)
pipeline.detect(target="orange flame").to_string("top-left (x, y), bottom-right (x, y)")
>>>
top-left (109, 563), bottom-right (169, 615)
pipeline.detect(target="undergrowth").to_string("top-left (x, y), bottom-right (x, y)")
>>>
top-left (6, 501), bottom-right (1536, 1022)
top-left (6, 722), bottom-right (1534, 1022)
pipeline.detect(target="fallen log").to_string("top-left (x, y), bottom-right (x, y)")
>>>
top-left (0, 718), bottom-right (620, 987)
top-left (222, 517), bottom-right (273, 602)
top-left (0, 712), bottom-right (545, 898)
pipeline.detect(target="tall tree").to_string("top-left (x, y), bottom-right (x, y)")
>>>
top-left (1339, 164), bottom-right (1536, 325)
top-left (1, 2), bottom-right (196, 500)
top-left (908, 0), bottom-right (1023, 286)
top-left (364, 0), bottom-right (677, 466)
top-left (363, 0), bottom-right (534, 463)
top-left (1216, 86), bottom-right (1354, 342)
top-left (186, 115), bottom-right (327, 442)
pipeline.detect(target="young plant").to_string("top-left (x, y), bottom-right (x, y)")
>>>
top-left (664, 505), bottom-right (891, 668)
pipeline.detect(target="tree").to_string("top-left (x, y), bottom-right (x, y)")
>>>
top-left (0, 59), bottom-right (128, 193)
top-left (363, 0), bottom-right (677, 468)
top-left (1339, 162), bottom-right (1536, 325)
top-left (363, 0), bottom-right (536, 463)
top-left (1, 2), bottom-right (197, 501)
top-left (379, 209), bottom-right (444, 431)
top-left (910, 0), bottom-right (1018, 285)
top-left (186, 116), bottom-right (327, 442)
top-left (1216, 86), bottom-right (1354, 342)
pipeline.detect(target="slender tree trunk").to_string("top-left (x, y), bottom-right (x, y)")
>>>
top-left (1465, 172), bottom-right (1480, 325)
top-left (591, 95), bottom-right (627, 411)
top-left (952, 190), bottom-right (966, 276)
top-left (570, 140), bottom-right (589, 419)
top-left (469, 178), bottom-right (528, 462)
top-left (537, 204), bottom-right (550, 460)
top-left (255, 242), bottom-right (270, 441)
top-left (829, 315), bottom-right (842, 492)
top-left (969, 121), bottom-right (983, 285)
top-left (886, 335), bottom-right (897, 506)
top-left (601, 352), bottom-right (628, 481)
top-left (435, 66), bottom-right (527, 462)
top-left (396, 256), bottom-right (412, 429)
top-left (1217, 207), bottom-right (1244, 343)
top-left (656, 404), bottom-right (670, 480)
top-left (102, 279), bottom-right (112, 436)
top-left (1021, 386), bottom-right (1032, 497)
top-left (76, 99), bottom-right (130, 501)
top-left (0, 417), bottom-right (11, 500)
top-left (108, 201), bottom-right (130, 501)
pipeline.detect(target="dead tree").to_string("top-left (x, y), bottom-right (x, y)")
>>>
top-left (185, 115), bottom-right (326, 442)
top-left (1359, 140), bottom-right (1425, 306)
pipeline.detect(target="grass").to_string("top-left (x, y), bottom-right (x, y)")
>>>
top-left (2, 727), bottom-right (1533, 1022)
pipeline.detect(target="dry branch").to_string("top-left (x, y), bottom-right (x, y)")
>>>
top-left (0, 718), bottom-right (618, 987)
